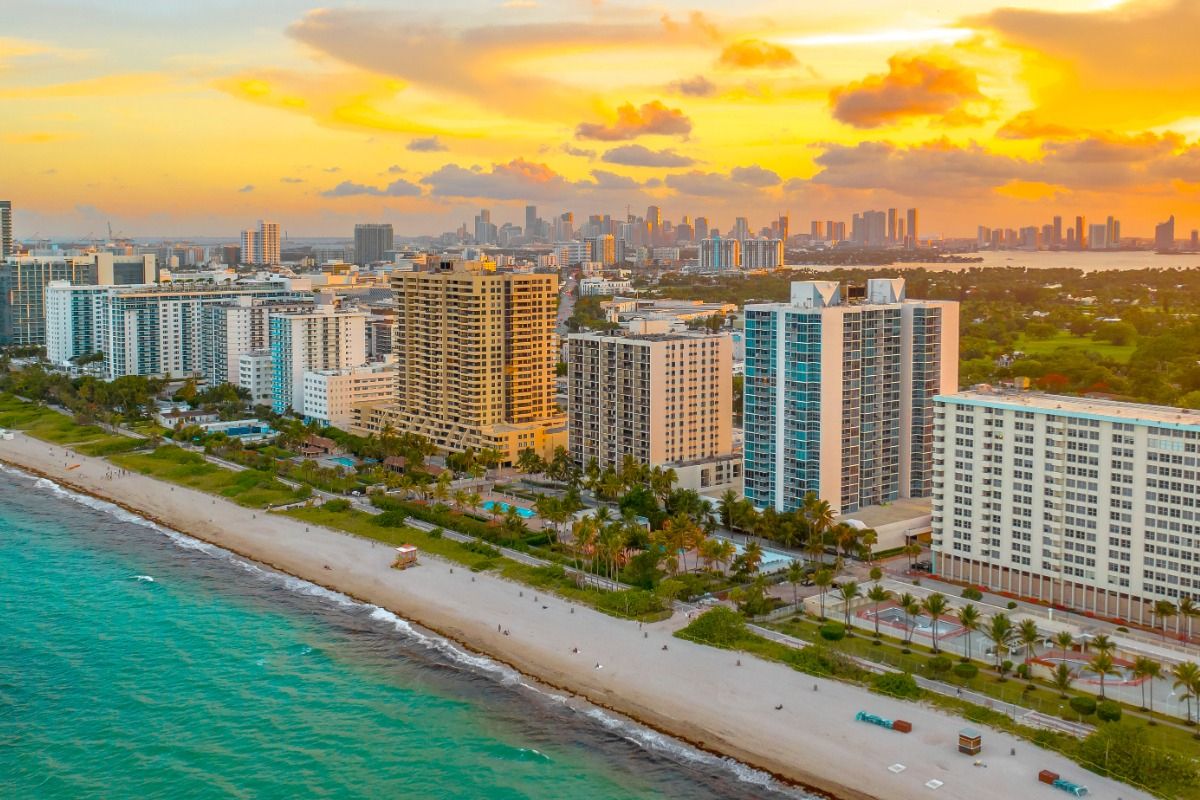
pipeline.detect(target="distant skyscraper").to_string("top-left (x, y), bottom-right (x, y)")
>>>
top-left (473, 209), bottom-right (496, 245)
top-left (905, 208), bottom-right (918, 249)
top-left (0, 201), bottom-right (12, 258)
top-left (240, 220), bottom-right (280, 265)
top-left (776, 215), bottom-right (789, 244)
top-left (646, 205), bottom-right (662, 244)
top-left (699, 234), bottom-right (740, 271)
top-left (811, 220), bottom-right (825, 240)
top-left (1088, 223), bottom-right (1107, 251)
top-left (742, 239), bottom-right (783, 269)
top-left (694, 217), bottom-right (709, 241)
top-left (1105, 216), bottom-right (1116, 250)
top-left (353, 223), bottom-right (393, 265)
top-left (1052, 216), bottom-right (1063, 247)
top-left (1074, 216), bottom-right (1086, 250)
top-left (887, 208), bottom-right (897, 244)
top-left (1191, 230), bottom-right (1199, 251)
top-left (1155, 215), bottom-right (1176, 251)
top-left (525, 205), bottom-right (538, 240)
top-left (732, 217), bottom-right (750, 242)
top-left (831, 221), bottom-right (846, 242)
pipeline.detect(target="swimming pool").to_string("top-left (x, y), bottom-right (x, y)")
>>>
top-left (874, 606), bottom-right (960, 636)
top-left (482, 500), bottom-right (535, 519)
top-left (330, 456), bottom-right (357, 468)
top-left (726, 540), bottom-right (796, 573)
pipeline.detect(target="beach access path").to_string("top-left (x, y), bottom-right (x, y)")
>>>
top-left (0, 432), bottom-right (1151, 800)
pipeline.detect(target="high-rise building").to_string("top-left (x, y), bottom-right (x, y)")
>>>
top-left (831, 221), bottom-right (846, 242)
top-left (932, 388), bottom-right (1200, 623)
top-left (905, 208), bottom-right (918, 249)
top-left (1, 254), bottom-right (156, 347)
top-left (302, 362), bottom-right (398, 428)
top-left (1105, 216), bottom-right (1117, 249)
top-left (1088, 223), bottom-right (1108, 251)
top-left (811, 220), bottom-right (825, 241)
top-left (1074, 215), bottom-right (1086, 250)
top-left (473, 209), bottom-right (496, 246)
top-left (240, 220), bottom-right (280, 265)
top-left (200, 296), bottom-right (313, 386)
top-left (586, 234), bottom-right (616, 266)
top-left (694, 217), bottom-right (709, 241)
top-left (354, 223), bottom-right (394, 265)
top-left (776, 215), bottom-right (789, 244)
top-left (525, 205), bottom-right (538, 241)
top-left (354, 259), bottom-right (566, 462)
top-left (554, 212), bottom-right (575, 242)
top-left (568, 327), bottom-right (735, 491)
top-left (646, 206), bottom-right (662, 244)
top-left (1191, 230), bottom-right (1199, 251)
top-left (1052, 216), bottom-right (1063, 247)
top-left (698, 234), bottom-right (740, 271)
top-left (743, 278), bottom-right (958, 514)
top-left (731, 217), bottom-right (750, 242)
top-left (0, 201), bottom-right (12, 258)
top-left (45, 279), bottom-right (296, 378)
top-left (742, 238), bottom-right (783, 269)
top-left (1155, 215), bottom-right (1176, 251)
top-left (270, 302), bottom-right (368, 414)
top-left (887, 208), bottom-right (897, 244)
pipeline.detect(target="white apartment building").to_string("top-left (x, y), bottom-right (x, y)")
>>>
top-left (744, 279), bottom-right (959, 514)
top-left (45, 281), bottom-right (300, 379)
top-left (240, 220), bottom-right (281, 265)
top-left (302, 361), bottom-right (398, 428)
top-left (932, 388), bottom-right (1200, 623)
top-left (579, 277), bottom-right (633, 297)
top-left (269, 304), bottom-right (367, 414)
top-left (742, 238), bottom-right (784, 269)
top-left (238, 350), bottom-right (274, 406)
top-left (200, 296), bottom-right (313, 386)
top-left (568, 323), bottom-right (736, 491)
top-left (698, 235), bottom-right (740, 271)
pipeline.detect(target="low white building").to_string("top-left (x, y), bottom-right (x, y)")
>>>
top-left (579, 277), bottom-right (633, 297)
top-left (301, 362), bottom-right (398, 428)
top-left (238, 350), bottom-right (273, 406)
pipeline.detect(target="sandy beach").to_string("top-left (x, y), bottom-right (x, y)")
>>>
top-left (0, 432), bottom-right (1149, 800)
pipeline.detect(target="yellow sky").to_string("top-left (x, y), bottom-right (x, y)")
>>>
top-left (2, 0), bottom-right (1198, 238)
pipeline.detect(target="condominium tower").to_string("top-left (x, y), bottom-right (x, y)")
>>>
top-left (0, 201), bottom-right (12, 258)
top-left (200, 295), bottom-right (314, 385)
top-left (743, 279), bottom-right (958, 514)
top-left (568, 324), bottom-right (737, 491)
top-left (932, 388), bottom-right (1200, 623)
top-left (354, 223), bottom-right (394, 265)
top-left (354, 258), bottom-right (566, 462)
top-left (269, 301), bottom-right (367, 414)
top-left (240, 220), bottom-right (281, 265)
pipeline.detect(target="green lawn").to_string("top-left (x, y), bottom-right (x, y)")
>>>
top-left (111, 446), bottom-right (303, 509)
top-left (1013, 331), bottom-right (1136, 362)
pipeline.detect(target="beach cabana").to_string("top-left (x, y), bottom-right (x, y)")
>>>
top-left (393, 545), bottom-right (419, 570)
top-left (958, 728), bottom-right (982, 755)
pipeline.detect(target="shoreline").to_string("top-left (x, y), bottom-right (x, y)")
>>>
top-left (0, 433), bottom-right (1151, 800)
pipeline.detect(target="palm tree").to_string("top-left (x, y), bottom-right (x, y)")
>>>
top-left (1171, 662), bottom-right (1200, 725)
top-left (1132, 656), bottom-right (1161, 715)
top-left (803, 531), bottom-right (826, 572)
top-left (1051, 662), bottom-right (1075, 698)
top-left (802, 491), bottom-right (835, 540)
top-left (867, 584), bottom-right (891, 640)
top-left (839, 581), bottom-right (861, 631)
top-left (1178, 596), bottom-right (1198, 641)
top-left (717, 489), bottom-right (740, 530)
top-left (813, 569), bottom-right (833, 620)
top-left (984, 613), bottom-right (1015, 672)
top-left (1088, 652), bottom-right (1120, 700)
top-left (1054, 630), bottom-right (1074, 662)
top-left (786, 561), bottom-right (805, 609)
top-left (742, 541), bottom-right (764, 575)
top-left (903, 596), bottom-right (922, 647)
top-left (957, 604), bottom-right (981, 662)
top-left (922, 593), bottom-right (949, 653)
top-left (1154, 599), bottom-right (1177, 641)
top-left (1018, 619), bottom-right (1041, 664)
top-left (897, 592), bottom-right (918, 645)
top-left (1090, 633), bottom-right (1116, 657)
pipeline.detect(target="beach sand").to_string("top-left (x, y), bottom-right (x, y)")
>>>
top-left (0, 432), bottom-right (1149, 800)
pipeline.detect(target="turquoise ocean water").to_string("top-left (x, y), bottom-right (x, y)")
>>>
top-left (0, 467), bottom-right (814, 800)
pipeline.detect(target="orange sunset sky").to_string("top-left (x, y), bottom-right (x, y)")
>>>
top-left (2, 0), bottom-right (1199, 238)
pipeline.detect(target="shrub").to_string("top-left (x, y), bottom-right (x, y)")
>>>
top-left (953, 662), bottom-right (978, 680)
top-left (428, 526), bottom-right (443, 539)
top-left (679, 607), bottom-right (749, 648)
top-left (1077, 721), bottom-right (1200, 797)
top-left (961, 586), bottom-right (983, 601)
top-left (595, 589), bottom-right (665, 619)
top-left (873, 672), bottom-right (922, 700)
top-left (785, 644), bottom-right (869, 680)
top-left (1006, 601), bottom-right (1018, 609)
top-left (928, 655), bottom-right (953, 676)
top-left (1096, 700), bottom-right (1122, 723)
top-left (462, 540), bottom-right (501, 559)
top-left (819, 622), bottom-right (846, 641)
top-left (322, 498), bottom-right (351, 512)
top-left (1016, 663), bottom-right (1031, 679)
top-left (999, 659), bottom-right (1014, 678)
top-left (1069, 696), bottom-right (1097, 717)
top-left (376, 510), bottom-right (408, 528)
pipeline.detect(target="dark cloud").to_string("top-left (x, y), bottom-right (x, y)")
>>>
top-left (730, 165), bottom-right (780, 187)
top-left (421, 158), bottom-right (574, 200)
top-left (588, 169), bottom-right (642, 190)
top-left (320, 178), bottom-right (422, 197)
top-left (237, 184), bottom-right (255, 193)
top-left (665, 166), bottom-right (781, 196)
top-left (831, 55), bottom-right (986, 129)
top-left (718, 39), bottom-right (797, 70)
top-left (560, 143), bottom-right (597, 159)
top-left (407, 136), bottom-right (447, 152)
top-left (668, 74), bottom-right (717, 97)
top-left (804, 139), bottom-right (1029, 196)
top-left (601, 144), bottom-right (695, 168)
top-left (387, 164), bottom-right (406, 173)
top-left (576, 100), bottom-right (691, 141)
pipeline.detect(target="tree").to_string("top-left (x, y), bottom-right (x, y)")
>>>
top-left (802, 492), bottom-right (834, 545)
top-left (897, 592), bottom-right (918, 645)
top-left (984, 613), bottom-right (1014, 672)
top-left (742, 540), bottom-right (764, 575)
top-left (717, 489), bottom-right (740, 530)
top-left (922, 593), bottom-right (949, 653)
top-left (903, 596), bottom-right (922, 648)
top-left (1051, 662), bottom-right (1075, 698)
top-left (813, 569), bottom-right (833, 620)
top-left (1018, 618), bottom-right (1041, 664)
top-left (957, 604), bottom-right (981, 662)
top-left (1090, 633), bottom-right (1116, 657)
top-left (869, 566), bottom-right (882, 584)
top-left (1054, 630), bottom-right (1074, 661)
top-left (1088, 652), bottom-right (1120, 699)
top-left (516, 448), bottom-right (545, 475)
top-left (1171, 662), bottom-right (1200, 725)
top-left (1132, 656), bottom-right (1162, 716)
top-left (501, 505), bottom-right (527, 544)
top-left (1154, 599), bottom-right (1177, 641)
top-left (839, 581), bottom-right (861, 631)
top-left (785, 561), bottom-right (805, 609)
top-left (867, 584), bottom-right (890, 640)
top-left (1178, 596), bottom-right (1198, 641)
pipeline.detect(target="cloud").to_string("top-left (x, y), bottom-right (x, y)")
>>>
top-left (804, 139), bottom-right (1030, 197)
top-left (320, 178), bottom-right (422, 197)
top-left (237, 184), bottom-right (255, 193)
top-left (588, 170), bottom-right (642, 190)
top-left (388, 164), bottom-right (406, 173)
top-left (665, 166), bottom-right (781, 196)
top-left (995, 111), bottom-right (1078, 141)
top-left (601, 144), bottom-right (695, 168)
top-left (422, 158), bottom-right (574, 200)
top-left (560, 144), bottom-right (596, 159)
top-left (280, 177), bottom-right (305, 184)
top-left (718, 39), bottom-right (797, 70)
top-left (407, 136), bottom-right (447, 152)
top-left (830, 55), bottom-right (986, 129)
top-left (324, 166), bottom-right (341, 172)
top-left (576, 100), bottom-right (692, 141)
top-left (668, 75), bottom-right (716, 97)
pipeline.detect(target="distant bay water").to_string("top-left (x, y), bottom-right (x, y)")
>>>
top-left (0, 466), bottom-right (813, 800)
top-left (798, 250), bottom-right (1200, 273)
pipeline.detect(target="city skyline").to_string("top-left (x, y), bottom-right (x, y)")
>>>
top-left (3, 0), bottom-right (1200, 238)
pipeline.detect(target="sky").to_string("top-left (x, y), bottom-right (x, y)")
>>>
top-left (2, 0), bottom-right (1199, 239)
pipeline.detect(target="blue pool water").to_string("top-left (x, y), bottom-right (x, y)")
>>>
top-left (726, 540), bottom-right (796, 573)
top-left (330, 456), bottom-right (357, 468)
top-left (482, 500), bottom-right (535, 519)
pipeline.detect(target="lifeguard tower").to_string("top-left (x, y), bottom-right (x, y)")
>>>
top-left (393, 545), bottom-right (419, 569)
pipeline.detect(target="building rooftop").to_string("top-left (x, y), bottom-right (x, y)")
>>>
top-left (941, 388), bottom-right (1200, 430)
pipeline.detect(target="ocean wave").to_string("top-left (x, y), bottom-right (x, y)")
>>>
top-left (7, 464), bottom-right (810, 797)
top-left (132, 575), bottom-right (156, 583)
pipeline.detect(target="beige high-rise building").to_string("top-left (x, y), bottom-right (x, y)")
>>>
top-left (355, 258), bottom-right (566, 462)
top-left (568, 323), bottom-right (738, 493)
